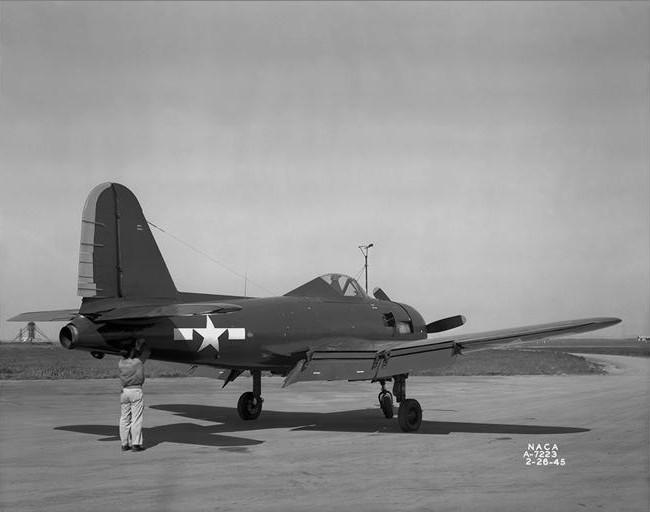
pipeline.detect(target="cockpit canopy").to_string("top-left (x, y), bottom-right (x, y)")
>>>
top-left (284, 273), bottom-right (368, 299)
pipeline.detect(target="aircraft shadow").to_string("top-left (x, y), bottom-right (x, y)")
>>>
top-left (54, 405), bottom-right (589, 450)
top-left (151, 404), bottom-right (590, 436)
top-left (54, 423), bottom-right (263, 449)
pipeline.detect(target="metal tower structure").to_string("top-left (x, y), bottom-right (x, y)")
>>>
top-left (12, 321), bottom-right (52, 343)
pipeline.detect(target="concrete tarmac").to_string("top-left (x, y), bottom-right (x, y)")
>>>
top-left (1, 355), bottom-right (648, 512)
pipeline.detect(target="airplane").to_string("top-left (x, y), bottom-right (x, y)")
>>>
top-left (9, 183), bottom-right (621, 432)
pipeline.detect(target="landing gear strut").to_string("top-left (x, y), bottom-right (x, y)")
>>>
top-left (237, 369), bottom-right (263, 420)
top-left (393, 374), bottom-right (422, 432)
top-left (377, 380), bottom-right (394, 419)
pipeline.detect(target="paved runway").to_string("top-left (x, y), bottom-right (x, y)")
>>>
top-left (1, 355), bottom-right (648, 512)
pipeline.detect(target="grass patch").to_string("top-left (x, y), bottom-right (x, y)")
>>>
top-left (413, 349), bottom-right (605, 376)
top-left (0, 342), bottom-right (188, 380)
top-left (518, 338), bottom-right (650, 358)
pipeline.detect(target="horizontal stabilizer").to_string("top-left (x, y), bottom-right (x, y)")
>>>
top-left (8, 309), bottom-right (79, 322)
top-left (91, 302), bottom-right (242, 321)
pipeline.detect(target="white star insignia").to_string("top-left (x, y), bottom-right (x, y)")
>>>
top-left (173, 317), bottom-right (246, 353)
top-left (194, 315), bottom-right (226, 352)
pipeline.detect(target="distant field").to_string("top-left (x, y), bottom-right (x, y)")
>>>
top-left (519, 338), bottom-right (650, 357)
top-left (414, 348), bottom-right (605, 376)
top-left (0, 342), bottom-right (606, 380)
top-left (0, 343), bottom-right (189, 380)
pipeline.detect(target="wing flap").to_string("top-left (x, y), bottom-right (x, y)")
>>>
top-left (283, 350), bottom-right (378, 386)
top-left (8, 309), bottom-right (80, 322)
top-left (283, 344), bottom-right (459, 386)
top-left (375, 341), bottom-right (458, 379)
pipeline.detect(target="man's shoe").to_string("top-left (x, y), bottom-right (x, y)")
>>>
top-left (121, 445), bottom-right (131, 452)
top-left (132, 445), bottom-right (145, 452)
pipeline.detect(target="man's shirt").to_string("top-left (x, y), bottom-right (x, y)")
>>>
top-left (118, 347), bottom-right (151, 388)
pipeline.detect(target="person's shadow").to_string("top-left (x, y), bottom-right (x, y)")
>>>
top-left (54, 404), bottom-right (589, 449)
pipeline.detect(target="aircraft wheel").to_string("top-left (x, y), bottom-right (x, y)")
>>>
top-left (378, 391), bottom-right (394, 419)
top-left (378, 389), bottom-right (393, 404)
top-left (398, 399), bottom-right (422, 432)
top-left (237, 391), bottom-right (263, 420)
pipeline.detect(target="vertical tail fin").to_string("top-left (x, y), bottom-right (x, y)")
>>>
top-left (78, 183), bottom-right (177, 299)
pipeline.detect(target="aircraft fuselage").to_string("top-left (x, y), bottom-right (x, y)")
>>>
top-left (61, 295), bottom-right (427, 373)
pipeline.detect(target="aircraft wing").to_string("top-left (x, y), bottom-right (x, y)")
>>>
top-left (89, 302), bottom-right (243, 321)
top-left (8, 309), bottom-right (80, 322)
top-left (283, 317), bottom-right (621, 386)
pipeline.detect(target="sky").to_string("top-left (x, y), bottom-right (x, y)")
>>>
top-left (0, 2), bottom-right (648, 341)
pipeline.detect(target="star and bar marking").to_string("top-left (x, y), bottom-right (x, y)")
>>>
top-left (173, 315), bottom-right (246, 352)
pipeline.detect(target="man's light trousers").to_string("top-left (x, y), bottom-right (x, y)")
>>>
top-left (120, 387), bottom-right (144, 447)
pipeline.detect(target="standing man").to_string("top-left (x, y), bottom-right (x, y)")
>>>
top-left (119, 338), bottom-right (151, 452)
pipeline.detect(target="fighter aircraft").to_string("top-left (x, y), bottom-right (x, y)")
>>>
top-left (10, 183), bottom-right (621, 432)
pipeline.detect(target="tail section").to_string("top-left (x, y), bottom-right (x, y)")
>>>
top-left (78, 183), bottom-right (177, 299)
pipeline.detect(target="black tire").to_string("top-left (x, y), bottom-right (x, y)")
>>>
top-left (237, 391), bottom-right (263, 420)
top-left (377, 390), bottom-right (393, 405)
top-left (377, 390), bottom-right (394, 404)
top-left (398, 399), bottom-right (422, 432)
top-left (379, 392), bottom-right (394, 419)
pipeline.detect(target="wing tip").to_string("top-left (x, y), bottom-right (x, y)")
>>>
top-left (592, 317), bottom-right (622, 327)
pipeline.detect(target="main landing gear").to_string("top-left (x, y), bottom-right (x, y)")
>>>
top-left (237, 369), bottom-right (263, 420)
top-left (378, 374), bottom-right (422, 432)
